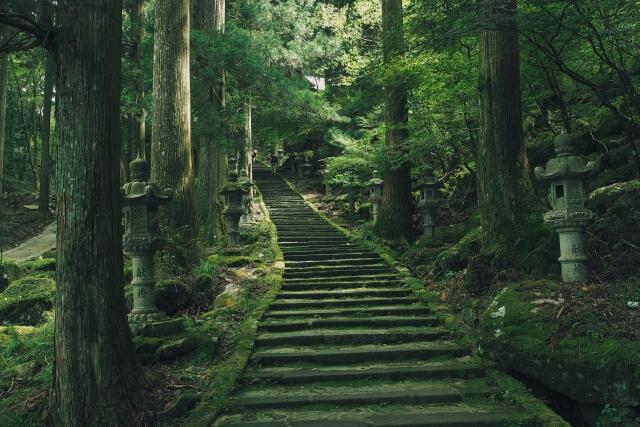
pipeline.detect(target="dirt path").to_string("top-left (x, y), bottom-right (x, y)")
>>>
top-left (2, 222), bottom-right (56, 263)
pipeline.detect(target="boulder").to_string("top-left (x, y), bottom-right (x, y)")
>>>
top-left (156, 337), bottom-right (197, 361)
top-left (0, 276), bottom-right (55, 325)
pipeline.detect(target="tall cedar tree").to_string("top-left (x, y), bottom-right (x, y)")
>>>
top-left (38, 53), bottom-right (53, 215)
top-left (151, 0), bottom-right (197, 239)
top-left (477, 0), bottom-right (534, 252)
top-left (124, 0), bottom-right (146, 171)
top-left (52, 0), bottom-right (143, 424)
top-left (0, 28), bottom-right (7, 193)
top-left (193, 0), bottom-right (227, 241)
top-left (375, 0), bottom-right (413, 240)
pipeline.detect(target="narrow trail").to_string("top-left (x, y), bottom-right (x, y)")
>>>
top-left (2, 222), bottom-right (56, 263)
top-left (215, 166), bottom-right (537, 426)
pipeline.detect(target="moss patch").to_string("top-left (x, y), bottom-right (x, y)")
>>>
top-left (0, 276), bottom-right (55, 326)
top-left (479, 281), bottom-right (640, 409)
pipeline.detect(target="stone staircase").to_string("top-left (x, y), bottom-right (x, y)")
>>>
top-left (214, 166), bottom-right (538, 426)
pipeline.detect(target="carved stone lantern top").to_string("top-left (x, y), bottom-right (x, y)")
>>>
top-left (368, 170), bottom-right (384, 188)
top-left (220, 171), bottom-right (250, 195)
top-left (534, 133), bottom-right (598, 228)
top-left (122, 156), bottom-right (173, 253)
top-left (368, 170), bottom-right (384, 201)
top-left (534, 133), bottom-right (598, 183)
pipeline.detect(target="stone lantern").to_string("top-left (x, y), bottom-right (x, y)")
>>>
top-left (220, 171), bottom-right (249, 252)
top-left (368, 171), bottom-right (384, 223)
top-left (295, 155), bottom-right (306, 178)
top-left (122, 156), bottom-right (182, 336)
top-left (346, 183), bottom-right (359, 214)
top-left (289, 152), bottom-right (298, 174)
top-left (238, 168), bottom-right (254, 223)
top-left (535, 133), bottom-right (598, 282)
top-left (416, 165), bottom-right (440, 238)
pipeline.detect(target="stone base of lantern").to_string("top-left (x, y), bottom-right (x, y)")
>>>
top-left (129, 316), bottom-right (185, 337)
top-left (556, 226), bottom-right (588, 282)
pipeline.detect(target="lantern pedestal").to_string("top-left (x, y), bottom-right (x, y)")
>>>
top-left (122, 156), bottom-right (182, 337)
top-left (535, 133), bottom-right (597, 283)
top-left (220, 171), bottom-right (250, 253)
top-left (557, 226), bottom-right (588, 282)
top-left (368, 171), bottom-right (384, 224)
top-left (416, 165), bottom-right (440, 239)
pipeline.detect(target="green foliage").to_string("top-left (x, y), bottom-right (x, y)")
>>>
top-left (0, 321), bottom-right (54, 426)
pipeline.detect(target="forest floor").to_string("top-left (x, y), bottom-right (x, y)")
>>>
top-left (0, 197), bottom-right (52, 257)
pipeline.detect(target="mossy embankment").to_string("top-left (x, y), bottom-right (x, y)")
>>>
top-left (289, 172), bottom-right (640, 426)
top-left (0, 193), bottom-right (284, 426)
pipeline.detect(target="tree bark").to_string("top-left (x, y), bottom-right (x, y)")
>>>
top-left (0, 36), bottom-right (7, 194)
top-left (152, 0), bottom-right (197, 238)
top-left (477, 0), bottom-right (534, 252)
top-left (193, 0), bottom-right (226, 241)
top-left (51, 0), bottom-right (143, 425)
top-left (39, 52), bottom-right (54, 215)
top-left (375, 0), bottom-right (413, 240)
top-left (127, 0), bottom-right (146, 159)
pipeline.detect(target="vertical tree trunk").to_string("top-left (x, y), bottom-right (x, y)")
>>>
top-left (152, 0), bottom-right (197, 238)
top-left (39, 53), bottom-right (54, 215)
top-left (128, 0), bottom-right (146, 159)
top-left (477, 0), bottom-right (534, 252)
top-left (52, 0), bottom-right (142, 424)
top-left (0, 38), bottom-right (7, 195)
top-left (193, 0), bottom-right (226, 241)
top-left (374, 0), bottom-right (413, 240)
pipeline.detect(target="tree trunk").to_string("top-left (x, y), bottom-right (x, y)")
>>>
top-left (477, 0), bottom-right (534, 252)
top-left (0, 35), bottom-right (7, 195)
top-left (51, 0), bottom-right (143, 425)
top-left (193, 0), bottom-right (226, 242)
top-left (374, 0), bottom-right (413, 240)
top-left (128, 0), bottom-right (146, 159)
top-left (39, 53), bottom-right (54, 215)
top-left (152, 0), bottom-right (196, 238)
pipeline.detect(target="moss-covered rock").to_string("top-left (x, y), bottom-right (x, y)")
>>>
top-left (19, 258), bottom-right (56, 274)
top-left (479, 280), bottom-right (640, 414)
top-left (1, 262), bottom-right (24, 289)
top-left (0, 276), bottom-right (55, 325)
top-left (433, 227), bottom-right (481, 274)
top-left (156, 278), bottom-right (192, 315)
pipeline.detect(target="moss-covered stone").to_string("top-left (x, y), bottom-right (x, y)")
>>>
top-left (0, 276), bottom-right (55, 325)
top-left (1, 262), bottom-right (24, 288)
top-left (433, 227), bottom-right (481, 274)
top-left (156, 278), bottom-right (192, 315)
top-left (479, 281), bottom-right (640, 412)
top-left (18, 258), bottom-right (56, 274)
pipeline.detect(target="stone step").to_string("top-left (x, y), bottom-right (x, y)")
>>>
top-left (280, 247), bottom-right (368, 256)
top-left (216, 406), bottom-right (531, 427)
top-left (283, 252), bottom-right (380, 261)
top-left (250, 342), bottom-right (467, 366)
top-left (243, 362), bottom-right (484, 385)
top-left (284, 274), bottom-right (399, 284)
top-left (279, 240), bottom-right (351, 247)
top-left (284, 266), bottom-right (394, 279)
top-left (277, 288), bottom-right (411, 300)
top-left (263, 305), bottom-right (429, 319)
top-left (255, 327), bottom-right (448, 347)
top-left (285, 257), bottom-right (382, 267)
top-left (268, 297), bottom-right (418, 310)
top-left (282, 280), bottom-right (402, 291)
top-left (231, 386), bottom-right (470, 409)
top-left (258, 316), bottom-right (440, 332)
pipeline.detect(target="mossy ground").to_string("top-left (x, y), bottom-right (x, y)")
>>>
top-left (0, 194), bottom-right (284, 426)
